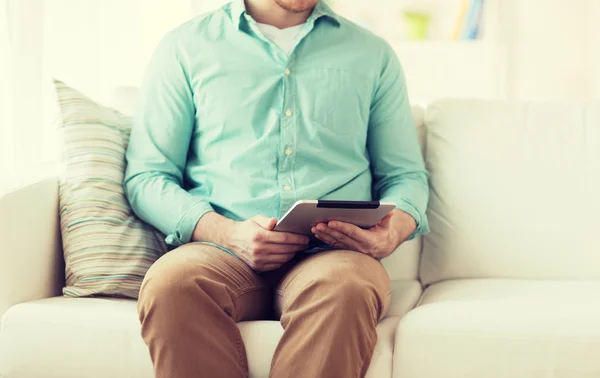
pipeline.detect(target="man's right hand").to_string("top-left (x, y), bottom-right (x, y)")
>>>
top-left (226, 215), bottom-right (310, 271)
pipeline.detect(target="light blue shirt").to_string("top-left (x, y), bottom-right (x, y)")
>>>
top-left (124, 0), bottom-right (430, 247)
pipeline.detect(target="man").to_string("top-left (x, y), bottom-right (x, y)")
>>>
top-left (124, 0), bottom-right (429, 376)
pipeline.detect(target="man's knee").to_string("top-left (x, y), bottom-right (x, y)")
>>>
top-left (138, 244), bottom-right (217, 315)
top-left (286, 251), bottom-right (391, 318)
top-left (314, 250), bottom-right (390, 292)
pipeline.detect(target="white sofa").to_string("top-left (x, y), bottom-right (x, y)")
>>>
top-left (1, 92), bottom-right (599, 378)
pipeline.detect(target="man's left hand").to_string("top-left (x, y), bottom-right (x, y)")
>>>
top-left (312, 209), bottom-right (417, 259)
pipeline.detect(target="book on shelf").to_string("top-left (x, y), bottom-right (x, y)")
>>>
top-left (453, 0), bottom-right (486, 40)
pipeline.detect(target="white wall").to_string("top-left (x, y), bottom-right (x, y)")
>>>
top-left (42, 0), bottom-right (192, 103)
top-left (591, 0), bottom-right (600, 98)
top-left (1, 0), bottom-right (197, 181)
top-left (503, 0), bottom-right (591, 100)
top-left (392, 41), bottom-right (508, 105)
top-left (0, 1), bottom-right (15, 180)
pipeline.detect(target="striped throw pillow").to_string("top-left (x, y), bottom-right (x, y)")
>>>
top-left (55, 79), bottom-right (167, 298)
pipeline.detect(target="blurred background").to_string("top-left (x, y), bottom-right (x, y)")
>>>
top-left (1, 0), bottom-right (599, 190)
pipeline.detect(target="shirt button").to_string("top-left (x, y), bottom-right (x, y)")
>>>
top-left (284, 147), bottom-right (293, 156)
top-left (284, 185), bottom-right (292, 191)
top-left (285, 68), bottom-right (291, 75)
top-left (285, 109), bottom-right (293, 117)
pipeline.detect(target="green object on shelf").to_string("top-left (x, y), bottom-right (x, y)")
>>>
top-left (403, 11), bottom-right (430, 40)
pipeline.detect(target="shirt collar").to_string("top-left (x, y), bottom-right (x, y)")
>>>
top-left (231, 0), bottom-right (341, 30)
top-left (310, 1), bottom-right (341, 27)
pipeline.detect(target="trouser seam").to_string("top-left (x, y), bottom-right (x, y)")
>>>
top-left (358, 332), bottom-right (378, 377)
top-left (235, 331), bottom-right (248, 376)
top-left (234, 286), bottom-right (268, 298)
top-left (233, 287), bottom-right (266, 375)
top-left (272, 262), bottom-right (313, 313)
top-left (381, 291), bottom-right (392, 320)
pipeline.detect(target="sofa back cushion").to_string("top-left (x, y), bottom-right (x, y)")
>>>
top-left (421, 100), bottom-right (600, 285)
top-left (380, 106), bottom-right (425, 281)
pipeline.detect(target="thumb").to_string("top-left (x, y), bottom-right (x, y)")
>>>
top-left (377, 211), bottom-right (395, 228)
top-left (252, 215), bottom-right (278, 230)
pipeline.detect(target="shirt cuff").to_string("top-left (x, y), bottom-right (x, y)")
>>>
top-left (165, 200), bottom-right (214, 246)
top-left (392, 199), bottom-right (430, 240)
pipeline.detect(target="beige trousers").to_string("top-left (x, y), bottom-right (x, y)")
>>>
top-left (138, 243), bottom-right (391, 378)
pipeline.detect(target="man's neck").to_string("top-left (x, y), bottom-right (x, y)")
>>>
top-left (245, 0), bottom-right (313, 29)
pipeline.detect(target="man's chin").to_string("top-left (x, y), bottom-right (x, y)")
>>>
top-left (274, 0), bottom-right (318, 13)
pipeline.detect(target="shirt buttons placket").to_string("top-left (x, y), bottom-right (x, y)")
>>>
top-left (279, 61), bottom-right (296, 214)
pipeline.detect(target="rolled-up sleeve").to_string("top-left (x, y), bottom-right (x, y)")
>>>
top-left (367, 42), bottom-right (430, 239)
top-left (124, 31), bottom-right (213, 246)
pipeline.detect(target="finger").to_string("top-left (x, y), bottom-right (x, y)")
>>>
top-left (316, 223), bottom-right (356, 244)
top-left (257, 263), bottom-right (285, 272)
top-left (313, 231), bottom-right (350, 250)
top-left (264, 231), bottom-right (310, 245)
top-left (326, 221), bottom-right (369, 242)
top-left (315, 225), bottom-right (365, 252)
top-left (313, 230), bottom-right (336, 246)
top-left (252, 215), bottom-right (278, 230)
top-left (254, 253), bottom-right (296, 271)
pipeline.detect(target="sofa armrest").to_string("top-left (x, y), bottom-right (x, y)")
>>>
top-left (0, 178), bottom-right (64, 320)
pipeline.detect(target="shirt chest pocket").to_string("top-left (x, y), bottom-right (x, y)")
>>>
top-left (305, 69), bottom-right (371, 136)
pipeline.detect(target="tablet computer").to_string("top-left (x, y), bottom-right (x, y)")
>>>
top-left (273, 200), bottom-right (396, 236)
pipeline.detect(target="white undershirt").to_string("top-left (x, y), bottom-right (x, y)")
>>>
top-left (256, 22), bottom-right (305, 56)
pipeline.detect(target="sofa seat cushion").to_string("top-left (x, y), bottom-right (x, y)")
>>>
top-left (387, 279), bottom-right (422, 317)
top-left (0, 279), bottom-right (420, 378)
top-left (394, 279), bottom-right (600, 378)
top-left (0, 298), bottom-right (152, 378)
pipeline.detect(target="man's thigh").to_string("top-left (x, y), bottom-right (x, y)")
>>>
top-left (272, 250), bottom-right (391, 320)
top-left (141, 242), bottom-right (271, 322)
